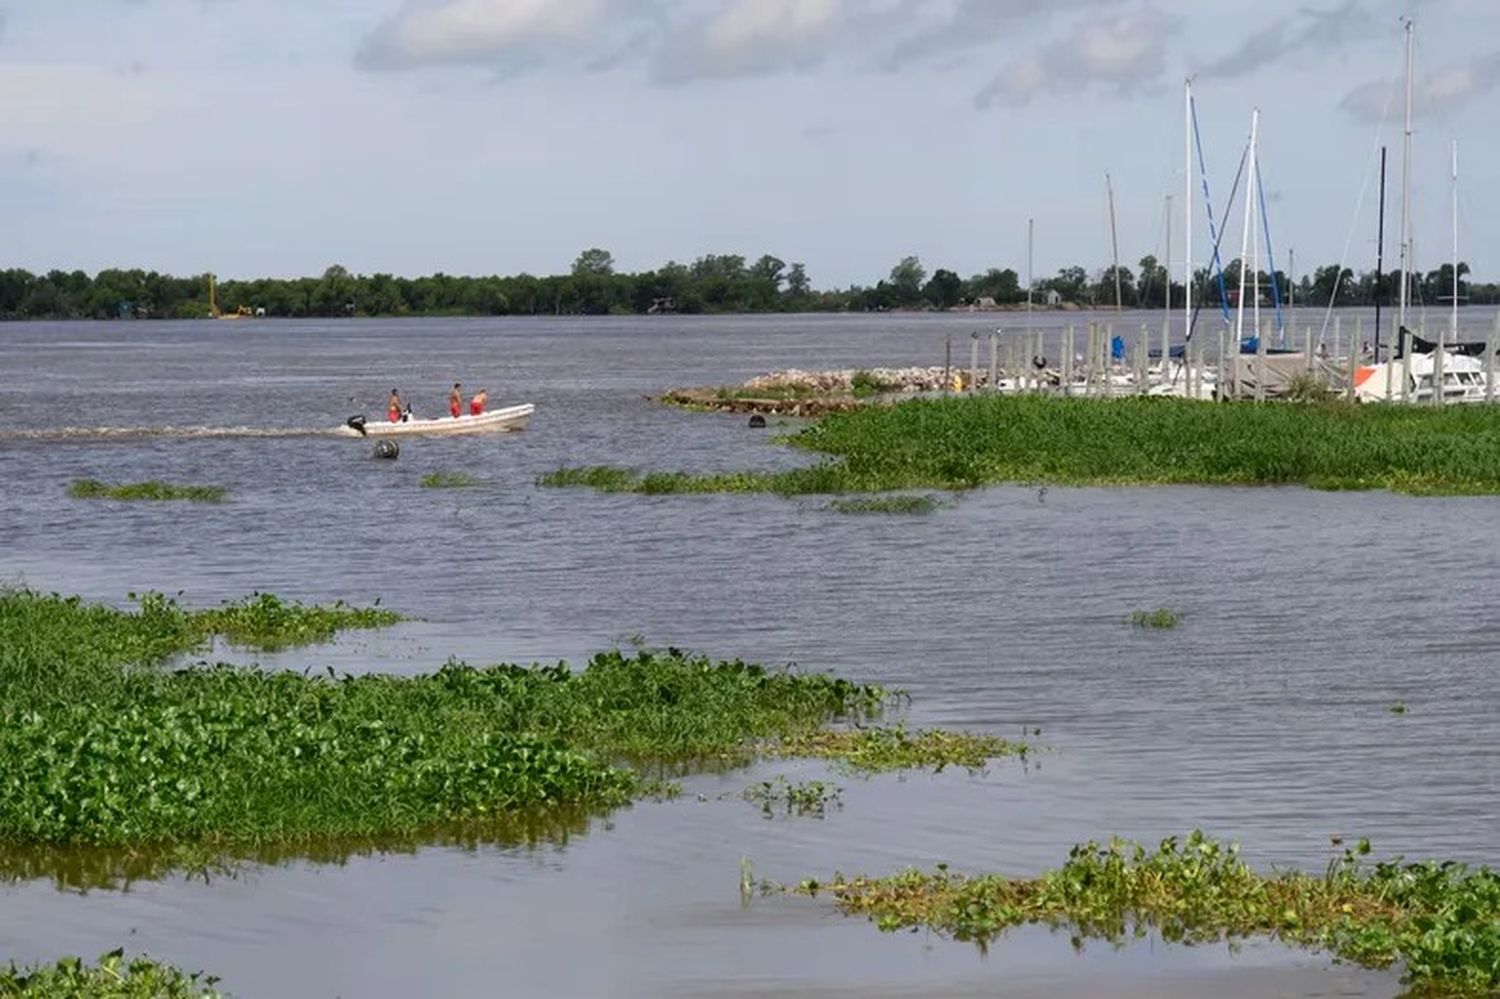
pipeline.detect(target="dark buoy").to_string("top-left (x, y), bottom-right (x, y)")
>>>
top-left (748, 414), bottom-right (767, 429)
top-left (374, 440), bottom-right (399, 460)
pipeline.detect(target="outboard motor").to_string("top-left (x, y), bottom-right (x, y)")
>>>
top-left (346, 414), bottom-right (368, 437)
top-left (373, 440), bottom-right (399, 460)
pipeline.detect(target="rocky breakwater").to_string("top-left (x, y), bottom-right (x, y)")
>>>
top-left (659, 367), bottom-right (982, 416)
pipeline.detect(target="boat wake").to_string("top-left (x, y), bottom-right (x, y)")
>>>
top-left (0, 425), bottom-right (339, 442)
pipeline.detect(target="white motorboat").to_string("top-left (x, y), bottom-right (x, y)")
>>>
top-left (337, 403), bottom-right (534, 438)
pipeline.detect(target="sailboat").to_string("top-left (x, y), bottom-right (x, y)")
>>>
top-left (1353, 21), bottom-right (1491, 404)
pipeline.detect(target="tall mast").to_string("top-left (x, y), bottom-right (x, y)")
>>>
top-left (1184, 80), bottom-right (1193, 344)
top-left (1374, 147), bottom-right (1387, 361)
top-left (1451, 139), bottom-right (1459, 341)
top-left (1164, 195), bottom-right (1173, 314)
top-left (1235, 110), bottom-right (1260, 344)
top-left (1398, 19), bottom-right (1414, 335)
top-left (1106, 173), bottom-right (1122, 311)
top-left (1026, 217), bottom-right (1034, 318)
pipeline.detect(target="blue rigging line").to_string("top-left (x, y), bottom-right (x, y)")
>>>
top-left (1190, 93), bottom-right (1233, 327)
top-left (1254, 154), bottom-right (1286, 344)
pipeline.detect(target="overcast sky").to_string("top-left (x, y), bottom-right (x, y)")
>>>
top-left (1, 0), bottom-right (1496, 286)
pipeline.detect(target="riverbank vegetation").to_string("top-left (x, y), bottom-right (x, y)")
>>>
top-left (542, 396), bottom-right (1500, 497)
top-left (4, 252), bottom-right (1493, 320)
top-left (827, 496), bottom-right (940, 515)
top-left (789, 831), bottom-right (1500, 995)
top-left (0, 592), bottom-right (1020, 854)
top-left (67, 480), bottom-right (227, 503)
top-left (0, 952), bottom-right (222, 997)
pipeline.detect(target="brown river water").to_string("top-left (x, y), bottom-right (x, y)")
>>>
top-left (2, 312), bottom-right (1497, 997)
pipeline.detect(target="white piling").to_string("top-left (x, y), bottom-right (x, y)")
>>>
top-left (1400, 327), bottom-right (1412, 403)
top-left (1433, 320), bottom-right (1445, 407)
top-left (1255, 319), bottom-right (1268, 402)
top-left (1346, 318), bottom-right (1361, 402)
top-left (970, 332), bottom-right (980, 394)
top-left (989, 331), bottom-right (999, 392)
top-left (1489, 312), bottom-right (1498, 404)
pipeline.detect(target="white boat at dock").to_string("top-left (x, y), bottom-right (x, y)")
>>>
top-left (337, 404), bottom-right (534, 438)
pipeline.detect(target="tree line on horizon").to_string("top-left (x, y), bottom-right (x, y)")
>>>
top-left (0, 248), bottom-right (1494, 320)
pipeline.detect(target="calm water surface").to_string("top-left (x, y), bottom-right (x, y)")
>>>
top-left (2, 314), bottom-right (1498, 998)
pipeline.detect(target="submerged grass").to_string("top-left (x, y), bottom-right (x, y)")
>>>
top-left (67, 479), bottom-right (227, 503)
top-left (420, 471), bottom-right (481, 489)
top-left (742, 777), bottom-right (843, 818)
top-left (826, 495), bottom-right (940, 515)
top-left (0, 951), bottom-right (222, 997)
top-left (791, 831), bottom-right (1500, 995)
top-left (771, 727), bottom-right (1028, 773)
top-left (544, 396), bottom-right (1500, 497)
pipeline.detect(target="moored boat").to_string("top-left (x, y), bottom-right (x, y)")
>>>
top-left (337, 403), bottom-right (534, 438)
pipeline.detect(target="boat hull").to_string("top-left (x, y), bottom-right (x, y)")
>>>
top-left (337, 404), bottom-right (534, 438)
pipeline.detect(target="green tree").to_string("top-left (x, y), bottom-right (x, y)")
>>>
top-left (889, 256), bottom-right (926, 306)
top-left (923, 269), bottom-right (963, 309)
top-left (572, 248), bottom-right (615, 277)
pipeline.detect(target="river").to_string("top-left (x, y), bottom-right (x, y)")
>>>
top-left (2, 313), bottom-right (1496, 997)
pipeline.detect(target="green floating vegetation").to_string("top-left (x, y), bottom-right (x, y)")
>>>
top-left (420, 471), bottom-right (481, 489)
top-left (826, 495), bottom-right (939, 515)
top-left (537, 466), bottom-right (638, 492)
top-left (1390, 700), bottom-right (1408, 715)
top-left (544, 396), bottom-right (1500, 497)
top-left (792, 832), bottom-right (1500, 996)
top-left (742, 777), bottom-right (843, 818)
top-left (1128, 608), bottom-right (1182, 629)
top-left (0, 951), bottom-right (222, 998)
top-left (68, 479), bottom-right (227, 503)
top-left (770, 727), bottom-right (1028, 773)
top-left (0, 591), bottom-right (894, 850)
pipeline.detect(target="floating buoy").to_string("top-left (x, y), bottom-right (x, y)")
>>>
top-left (748, 414), bottom-right (767, 428)
top-left (373, 440), bottom-right (399, 460)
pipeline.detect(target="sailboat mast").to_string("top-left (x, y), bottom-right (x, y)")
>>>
top-left (1375, 147), bottom-right (1387, 361)
top-left (1164, 195), bottom-right (1172, 314)
top-left (1184, 81), bottom-right (1193, 345)
top-left (1398, 19), bottom-right (1414, 335)
top-left (1106, 174), bottom-right (1122, 311)
top-left (1451, 140), bottom-right (1459, 341)
top-left (1026, 217), bottom-right (1034, 318)
top-left (1235, 110), bottom-right (1260, 345)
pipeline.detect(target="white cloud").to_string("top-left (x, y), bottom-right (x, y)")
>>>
top-left (884, 0), bottom-right (1124, 69)
top-left (356, 0), bottom-right (626, 71)
top-left (652, 0), bottom-right (852, 83)
top-left (977, 7), bottom-right (1174, 107)
top-left (1340, 51), bottom-right (1500, 121)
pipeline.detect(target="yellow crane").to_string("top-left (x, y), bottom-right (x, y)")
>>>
top-left (205, 273), bottom-right (252, 319)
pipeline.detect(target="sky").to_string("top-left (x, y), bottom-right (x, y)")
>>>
top-left (0, 0), bottom-right (1497, 287)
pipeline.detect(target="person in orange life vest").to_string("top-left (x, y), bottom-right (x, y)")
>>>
top-left (387, 389), bottom-right (403, 423)
top-left (448, 382), bottom-right (462, 418)
top-left (470, 388), bottom-right (488, 416)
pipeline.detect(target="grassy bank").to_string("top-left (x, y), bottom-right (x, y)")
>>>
top-left (543, 395), bottom-right (1500, 497)
top-left (68, 479), bottom-right (227, 503)
top-left (0, 592), bottom-right (1016, 854)
top-left (792, 832), bottom-right (1500, 995)
top-left (420, 471), bottom-right (481, 489)
top-left (1, 952), bottom-right (221, 997)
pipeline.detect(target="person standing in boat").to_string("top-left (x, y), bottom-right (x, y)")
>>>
top-left (448, 382), bottom-right (463, 419)
top-left (470, 388), bottom-right (488, 416)
top-left (387, 389), bottom-right (403, 423)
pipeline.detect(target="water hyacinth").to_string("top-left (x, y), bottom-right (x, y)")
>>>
top-left (792, 832), bottom-right (1500, 995)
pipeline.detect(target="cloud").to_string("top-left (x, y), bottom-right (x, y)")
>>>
top-left (1197, 1), bottom-right (1377, 79)
top-left (976, 7), bottom-right (1175, 107)
top-left (1340, 50), bottom-right (1500, 122)
top-left (0, 11), bottom-right (7, 45)
top-left (651, 0), bottom-right (853, 83)
top-left (884, 0), bottom-right (1124, 69)
top-left (356, 0), bottom-right (639, 72)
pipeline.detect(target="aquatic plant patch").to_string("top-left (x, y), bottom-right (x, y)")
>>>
top-left (0, 590), bottom-right (401, 706)
top-left (0, 951), bottom-right (222, 998)
top-left (770, 727), bottom-right (1028, 773)
top-left (544, 396), bottom-right (1500, 497)
top-left (420, 471), bottom-right (481, 489)
top-left (67, 479), bottom-right (227, 503)
top-left (1128, 608), bottom-right (1181, 629)
top-left (826, 495), bottom-right (940, 515)
top-left (742, 777), bottom-right (843, 818)
top-left (790, 832), bottom-right (1500, 995)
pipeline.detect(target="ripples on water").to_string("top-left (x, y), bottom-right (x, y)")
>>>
top-left (2, 314), bottom-right (1495, 997)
